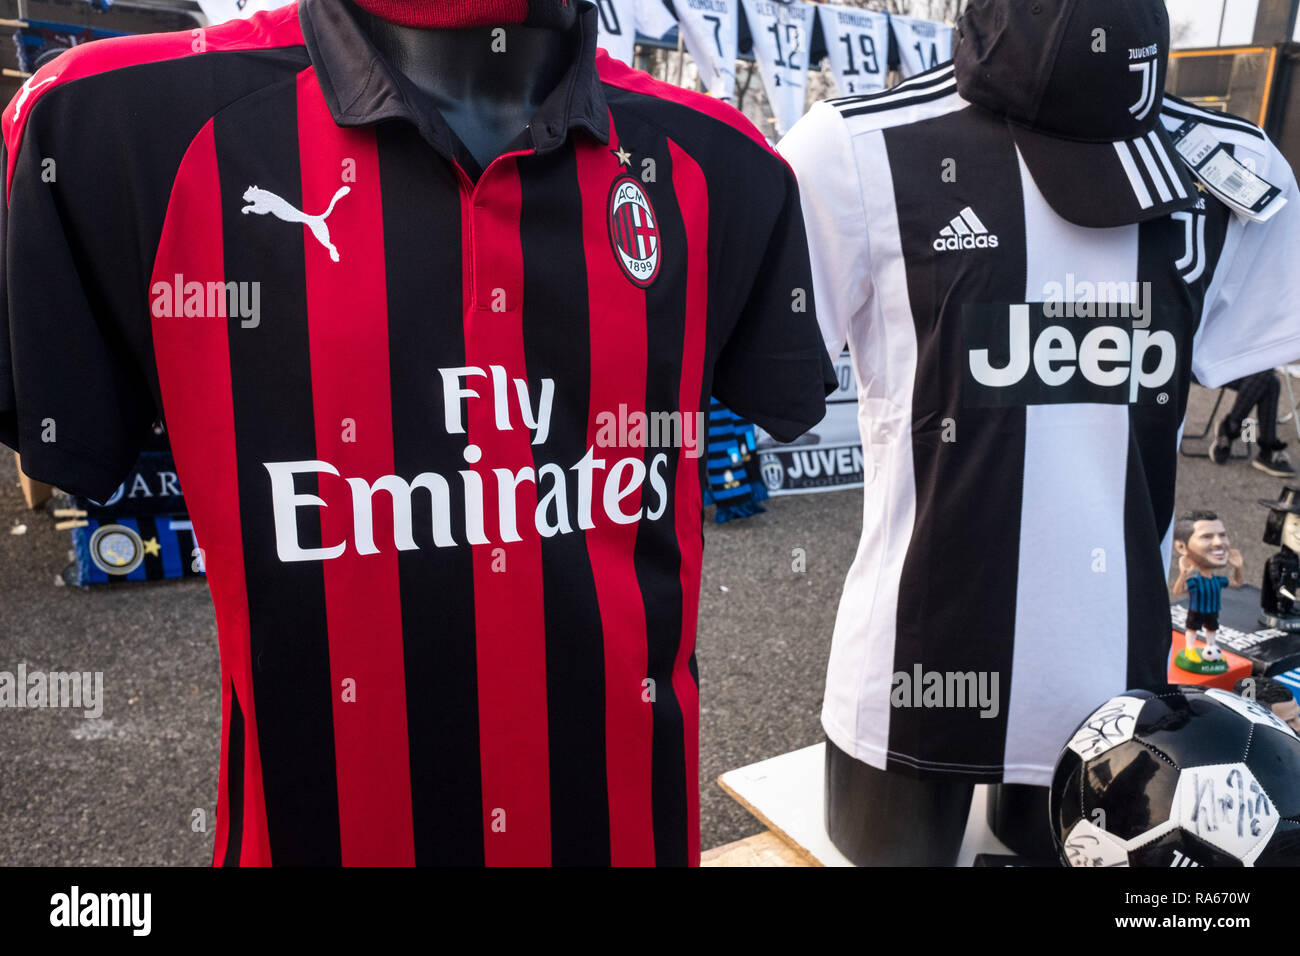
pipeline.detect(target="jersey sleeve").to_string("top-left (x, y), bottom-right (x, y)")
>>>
top-left (777, 102), bottom-right (874, 360)
top-left (710, 150), bottom-right (838, 444)
top-left (1, 90), bottom-right (156, 501)
top-left (1191, 136), bottom-right (1300, 389)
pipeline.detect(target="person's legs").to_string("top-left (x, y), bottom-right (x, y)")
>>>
top-left (1247, 373), bottom-right (1296, 476)
top-left (1211, 376), bottom-right (1255, 463)
top-left (1252, 373), bottom-right (1281, 449)
top-left (1224, 374), bottom-right (1268, 437)
top-left (1213, 372), bottom-right (1293, 475)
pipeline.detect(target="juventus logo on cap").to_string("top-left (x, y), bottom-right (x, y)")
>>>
top-left (1128, 56), bottom-right (1159, 122)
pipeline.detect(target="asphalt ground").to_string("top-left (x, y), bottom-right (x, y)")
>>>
top-left (0, 381), bottom-right (1294, 865)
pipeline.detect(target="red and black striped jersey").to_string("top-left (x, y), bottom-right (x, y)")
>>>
top-left (0, 0), bottom-right (834, 866)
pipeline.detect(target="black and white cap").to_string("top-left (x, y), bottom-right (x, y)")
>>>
top-left (954, 0), bottom-right (1200, 228)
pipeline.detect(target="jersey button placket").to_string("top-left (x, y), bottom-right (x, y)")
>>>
top-left (466, 160), bottom-right (523, 320)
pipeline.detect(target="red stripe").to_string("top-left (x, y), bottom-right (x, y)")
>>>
top-left (297, 69), bottom-right (415, 865)
top-left (669, 139), bottom-right (708, 866)
top-left (149, 121), bottom-right (271, 865)
top-left (460, 157), bottom-right (552, 865)
top-left (576, 125), bottom-right (655, 865)
top-left (4, 5), bottom-right (303, 198)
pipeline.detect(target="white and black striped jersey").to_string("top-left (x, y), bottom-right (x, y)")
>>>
top-left (779, 64), bottom-right (1300, 786)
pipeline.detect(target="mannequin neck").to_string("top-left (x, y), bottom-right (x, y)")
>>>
top-left (351, 0), bottom-right (577, 30)
top-left (360, 10), bottom-right (576, 173)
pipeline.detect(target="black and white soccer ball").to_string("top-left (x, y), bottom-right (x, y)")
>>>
top-left (1050, 685), bottom-right (1300, 867)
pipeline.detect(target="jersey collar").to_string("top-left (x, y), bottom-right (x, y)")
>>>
top-left (299, 0), bottom-right (610, 158)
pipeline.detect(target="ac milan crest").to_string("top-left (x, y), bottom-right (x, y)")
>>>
top-left (608, 176), bottom-right (660, 287)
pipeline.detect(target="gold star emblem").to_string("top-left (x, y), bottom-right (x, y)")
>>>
top-left (613, 146), bottom-right (632, 167)
top-left (1195, 180), bottom-right (1207, 193)
top-left (143, 537), bottom-right (161, 557)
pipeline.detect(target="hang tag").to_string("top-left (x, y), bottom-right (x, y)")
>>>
top-left (1170, 119), bottom-right (1286, 222)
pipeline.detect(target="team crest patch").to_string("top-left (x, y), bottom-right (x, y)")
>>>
top-left (608, 177), bottom-right (660, 287)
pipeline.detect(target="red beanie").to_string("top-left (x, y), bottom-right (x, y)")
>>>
top-left (351, 0), bottom-right (577, 28)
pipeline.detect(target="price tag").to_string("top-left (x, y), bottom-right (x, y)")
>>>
top-left (1170, 119), bottom-right (1286, 222)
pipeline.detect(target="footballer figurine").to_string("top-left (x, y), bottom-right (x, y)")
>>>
top-left (1171, 511), bottom-right (1244, 675)
top-left (1259, 487), bottom-right (1300, 631)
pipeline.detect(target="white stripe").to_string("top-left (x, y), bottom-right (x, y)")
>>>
top-left (1148, 130), bottom-right (1188, 199)
top-left (1186, 214), bottom-right (1207, 283)
top-left (886, 62), bottom-right (956, 95)
top-left (950, 215), bottom-right (972, 236)
top-left (821, 129), bottom-right (919, 774)
top-left (1002, 147), bottom-right (1139, 780)
top-left (827, 64), bottom-right (956, 105)
top-left (1172, 212), bottom-right (1195, 270)
top-left (1133, 137), bottom-right (1173, 203)
top-left (958, 206), bottom-right (988, 234)
top-left (840, 76), bottom-right (958, 112)
top-left (1113, 140), bottom-right (1154, 209)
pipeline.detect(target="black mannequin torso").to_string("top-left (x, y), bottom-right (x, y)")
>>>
top-left (361, 10), bottom-right (576, 173)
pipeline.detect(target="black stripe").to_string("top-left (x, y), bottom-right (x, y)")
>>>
top-left (884, 105), bottom-right (1027, 781)
top-left (840, 81), bottom-right (958, 118)
top-left (632, 125), bottom-right (691, 867)
top-left (377, 123), bottom-right (485, 866)
top-left (1127, 140), bottom-right (1168, 207)
top-left (518, 143), bottom-right (611, 866)
top-left (215, 79), bottom-right (342, 866)
top-left (221, 680), bottom-right (245, 867)
top-left (1125, 203), bottom-right (1227, 689)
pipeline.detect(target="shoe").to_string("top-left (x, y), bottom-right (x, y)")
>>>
top-left (1254, 445), bottom-right (1296, 477)
top-left (1209, 418), bottom-right (1232, 464)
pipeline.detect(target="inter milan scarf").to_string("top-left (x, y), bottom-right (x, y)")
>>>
top-left (705, 399), bottom-right (769, 524)
top-left (351, 0), bottom-right (579, 28)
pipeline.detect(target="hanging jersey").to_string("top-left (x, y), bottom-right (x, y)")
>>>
top-left (817, 3), bottom-right (890, 98)
top-left (779, 64), bottom-right (1300, 785)
top-left (1, 0), bottom-right (834, 865)
top-left (675, 0), bottom-right (739, 99)
top-left (593, 0), bottom-right (639, 64)
top-left (739, 0), bottom-right (815, 135)
top-left (890, 15), bottom-right (954, 79)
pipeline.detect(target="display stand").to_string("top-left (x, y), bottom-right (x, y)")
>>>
top-left (1166, 633), bottom-right (1251, 688)
top-left (710, 743), bottom-right (1017, 867)
top-left (1171, 585), bottom-right (1300, 677)
top-left (13, 453), bottom-right (52, 510)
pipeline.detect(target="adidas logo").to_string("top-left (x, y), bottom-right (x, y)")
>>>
top-left (933, 207), bottom-right (1000, 252)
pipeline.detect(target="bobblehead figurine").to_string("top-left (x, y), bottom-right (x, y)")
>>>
top-left (1171, 511), bottom-right (1244, 675)
top-left (1259, 487), bottom-right (1300, 632)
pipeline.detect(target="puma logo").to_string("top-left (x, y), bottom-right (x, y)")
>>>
top-left (9, 74), bottom-right (58, 127)
top-left (241, 185), bottom-right (351, 262)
